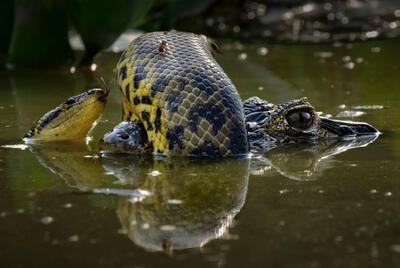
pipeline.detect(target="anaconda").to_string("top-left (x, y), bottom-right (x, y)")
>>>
top-left (24, 31), bottom-right (379, 156)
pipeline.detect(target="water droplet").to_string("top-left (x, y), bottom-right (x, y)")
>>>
top-left (257, 47), bottom-right (268, 56)
top-left (41, 216), bottom-right (54, 224)
top-left (233, 25), bottom-right (240, 33)
top-left (324, 3), bottom-right (332, 10)
top-left (90, 63), bottom-right (97, 71)
top-left (258, 86), bottom-right (264, 91)
top-left (327, 12), bottom-right (335, 21)
top-left (341, 17), bottom-right (349, 24)
top-left (238, 53), bottom-right (247, 61)
top-left (218, 22), bottom-right (227, 31)
top-left (247, 11), bottom-right (256, 20)
top-left (384, 192), bottom-right (392, 197)
top-left (206, 18), bottom-right (214, 26)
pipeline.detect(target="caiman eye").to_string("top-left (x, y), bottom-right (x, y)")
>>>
top-left (286, 110), bottom-right (313, 129)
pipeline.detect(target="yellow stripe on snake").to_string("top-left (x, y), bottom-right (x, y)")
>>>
top-left (116, 31), bottom-right (248, 157)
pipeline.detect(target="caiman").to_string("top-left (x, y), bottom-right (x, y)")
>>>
top-left (24, 31), bottom-right (379, 156)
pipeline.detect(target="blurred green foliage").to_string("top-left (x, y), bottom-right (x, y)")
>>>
top-left (2, 0), bottom-right (218, 69)
top-left (0, 0), bottom-right (14, 54)
top-left (65, 0), bottom-right (154, 66)
top-left (7, 0), bottom-right (74, 68)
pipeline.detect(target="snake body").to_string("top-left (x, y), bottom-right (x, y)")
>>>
top-left (116, 31), bottom-right (248, 157)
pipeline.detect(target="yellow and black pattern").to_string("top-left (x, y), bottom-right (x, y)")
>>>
top-left (116, 31), bottom-right (248, 157)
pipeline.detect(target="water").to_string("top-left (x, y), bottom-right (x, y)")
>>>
top-left (1, 38), bottom-right (400, 267)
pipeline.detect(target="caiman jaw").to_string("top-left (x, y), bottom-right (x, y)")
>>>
top-left (244, 96), bottom-right (380, 147)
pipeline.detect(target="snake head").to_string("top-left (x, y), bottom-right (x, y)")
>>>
top-left (24, 88), bottom-right (108, 141)
top-left (244, 97), bottom-right (379, 147)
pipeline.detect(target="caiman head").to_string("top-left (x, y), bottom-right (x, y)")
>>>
top-left (244, 96), bottom-right (380, 150)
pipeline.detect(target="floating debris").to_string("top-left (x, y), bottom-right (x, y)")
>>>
top-left (16, 209), bottom-right (25, 214)
top-left (167, 199), bottom-right (183, 205)
top-left (355, 57), bottom-right (364, 63)
top-left (238, 53), bottom-right (247, 61)
top-left (160, 225), bottom-right (176, 231)
top-left (365, 31), bottom-right (379, 39)
top-left (391, 244), bottom-right (400, 253)
top-left (371, 47), bottom-right (381, 53)
top-left (314, 51), bottom-right (333, 58)
top-left (68, 235), bottom-right (79, 242)
top-left (336, 111), bottom-right (365, 118)
top-left (344, 62), bottom-right (355, 69)
top-left (147, 170), bottom-right (161, 176)
top-left (279, 189), bottom-right (291, 194)
top-left (41, 216), bottom-right (54, 225)
top-left (1, 144), bottom-right (29, 150)
top-left (342, 55), bottom-right (351, 62)
top-left (257, 47), bottom-right (268, 56)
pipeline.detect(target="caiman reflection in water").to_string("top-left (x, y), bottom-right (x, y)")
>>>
top-left (251, 135), bottom-right (378, 181)
top-left (28, 134), bottom-right (378, 251)
top-left (28, 142), bottom-right (249, 251)
top-left (104, 157), bottom-right (249, 251)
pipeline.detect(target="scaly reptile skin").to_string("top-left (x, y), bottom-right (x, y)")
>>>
top-left (116, 31), bottom-right (248, 157)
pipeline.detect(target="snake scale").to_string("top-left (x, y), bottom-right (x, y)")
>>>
top-left (116, 31), bottom-right (249, 157)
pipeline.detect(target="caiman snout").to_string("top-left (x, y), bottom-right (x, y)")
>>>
top-left (320, 117), bottom-right (380, 138)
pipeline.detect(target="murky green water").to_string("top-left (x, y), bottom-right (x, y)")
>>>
top-left (1, 38), bottom-right (400, 268)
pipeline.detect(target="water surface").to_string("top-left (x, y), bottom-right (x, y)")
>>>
top-left (0, 38), bottom-right (400, 267)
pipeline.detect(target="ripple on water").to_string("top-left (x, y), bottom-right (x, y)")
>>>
top-left (353, 105), bottom-right (385, 110)
top-left (336, 111), bottom-right (365, 118)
